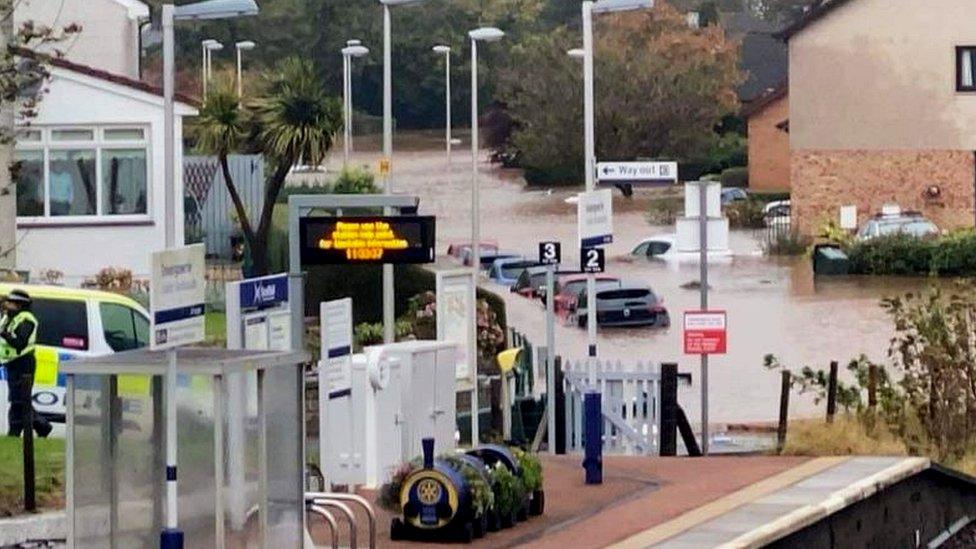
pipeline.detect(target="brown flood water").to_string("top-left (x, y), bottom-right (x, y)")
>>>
top-left (327, 147), bottom-right (934, 426)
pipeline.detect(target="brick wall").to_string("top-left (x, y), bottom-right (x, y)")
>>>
top-left (791, 150), bottom-right (976, 235)
top-left (747, 94), bottom-right (790, 192)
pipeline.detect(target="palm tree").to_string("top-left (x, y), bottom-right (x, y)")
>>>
top-left (196, 58), bottom-right (342, 275)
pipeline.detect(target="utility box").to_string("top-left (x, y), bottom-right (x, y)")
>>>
top-left (320, 341), bottom-right (458, 488)
top-left (813, 244), bottom-right (851, 276)
top-left (63, 348), bottom-right (309, 549)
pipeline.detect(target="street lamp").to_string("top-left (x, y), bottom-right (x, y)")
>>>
top-left (579, 0), bottom-right (656, 449)
top-left (161, 1), bottom-right (257, 546)
top-left (433, 45), bottom-right (452, 166)
top-left (204, 40), bottom-right (223, 96)
top-left (567, 48), bottom-right (585, 58)
top-left (379, 0), bottom-right (425, 344)
top-left (201, 39), bottom-right (218, 95)
top-left (468, 26), bottom-right (504, 447)
top-left (235, 40), bottom-right (256, 97)
top-left (342, 40), bottom-right (369, 165)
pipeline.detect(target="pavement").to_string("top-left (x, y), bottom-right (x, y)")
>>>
top-left (306, 454), bottom-right (930, 549)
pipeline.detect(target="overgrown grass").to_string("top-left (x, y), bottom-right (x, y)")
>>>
top-left (0, 437), bottom-right (64, 516)
top-left (780, 417), bottom-right (907, 457)
top-left (764, 230), bottom-right (811, 256)
top-left (646, 196), bottom-right (684, 225)
top-left (205, 311), bottom-right (227, 346)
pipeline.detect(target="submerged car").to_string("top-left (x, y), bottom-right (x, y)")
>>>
top-left (630, 235), bottom-right (733, 262)
top-left (466, 249), bottom-right (520, 270)
top-left (488, 258), bottom-right (544, 285)
top-left (448, 241), bottom-right (498, 261)
top-left (763, 200), bottom-right (791, 228)
top-left (721, 187), bottom-right (749, 205)
top-left (575, 284), bottom-right (670, 328)
top-left (551, 275), bottom-right (622, 319)
top-left (856, 212), bottom-right (938, 241)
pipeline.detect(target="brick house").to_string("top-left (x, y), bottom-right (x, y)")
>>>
top-left (743, 83), bottom-right (790, 192)
top-left (781, 0), bottom-right (976, 235)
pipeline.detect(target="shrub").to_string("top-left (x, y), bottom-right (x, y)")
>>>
top-left (514, 449), bottom-right (543, 492)
top-left (845, 234), bottom-right (936, 276)
top-left (275, 182), bottom-right (332, 204)
top-left (490, 462), bottom-right (526, 518)
top-left (719, 166), bottom-right (748, 188)
top-left (725, 199), bottom-right (765, 229)
top-left (332, 166), bottom-right (379, 194)
top-left (763, 230), bottom-right (810, 256)
top-left (646, 196), bottom-right (684, 225)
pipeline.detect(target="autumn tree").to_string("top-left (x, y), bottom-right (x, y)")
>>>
top-left (496, 2), bottom-right (742, 186)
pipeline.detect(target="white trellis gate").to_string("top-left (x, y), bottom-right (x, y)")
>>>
top-left (563, 360), bottom-right (661, 455)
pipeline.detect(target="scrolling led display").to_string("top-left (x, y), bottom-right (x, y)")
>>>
top-left (299, 216), bottom-right (436, 265)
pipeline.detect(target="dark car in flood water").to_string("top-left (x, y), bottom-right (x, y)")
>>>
top-left (575, 284), bottom-right (669, 328)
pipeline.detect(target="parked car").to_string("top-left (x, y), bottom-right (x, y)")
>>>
top-left (721, 187), bottom-right (749, 205)
top-left (856, 211), bottom-right (938, 241)
top-left (488, 258), bottom-right (543, 285)
top-left (552, 275), bottom-right (622, 320)
top-left (763, 200), bottom-right (791, 228)
top-left (512, 267), bottom-right (581, 299)
top-left (575, 283), bottom-right (670, 328)
top-left (630, 235), bottom-right (732, 261)
top-left (448, 241), bottom-right (498, 261)
top-left (465, 249), bottom-right (520, 270)
top-left (0, 283), bottom-right (151, 429)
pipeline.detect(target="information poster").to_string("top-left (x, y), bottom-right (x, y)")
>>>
top-left (320, 299), bottom-right (354, 394)
top-left (150, 244), bottom-right (206, 350)
top-left (437, 270), bottom-right (475, 381)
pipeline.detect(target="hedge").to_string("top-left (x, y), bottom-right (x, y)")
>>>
top-left (845, 232), bottom-right (976, 276)
top-left (720, 166), bottom-right (748, 189)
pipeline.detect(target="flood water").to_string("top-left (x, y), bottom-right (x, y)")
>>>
top-left (329, 147), bottom-right (933, 426)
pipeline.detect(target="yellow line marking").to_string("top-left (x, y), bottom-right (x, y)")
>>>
top-left (610, 457), bottom-right (849, 549)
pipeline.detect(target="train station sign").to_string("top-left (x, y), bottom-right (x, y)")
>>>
top-left (577, 189), bottom-right (613, 248)
top-left (683, 310), bottom-right (727, 355)
top-left (150, 244), bottom-right (206, 350)
top-left (299, 216), bottom-right (436, 265)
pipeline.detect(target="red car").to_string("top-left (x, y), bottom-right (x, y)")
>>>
top-left (550, 275), bottom-right (622, 320)
top-left (446, 241), bottom-right (499, 261)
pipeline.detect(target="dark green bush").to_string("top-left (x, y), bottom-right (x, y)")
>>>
top-left (275, 182), bottom-right (333, 204)
top-left (523, 165), bottom-right (583, 188)
top-left (720, 166), bottom-right (749, 188)
top-left (725, 199), bottom-right (766, 229)
top-left (845, 234), bottom-right (936, 276)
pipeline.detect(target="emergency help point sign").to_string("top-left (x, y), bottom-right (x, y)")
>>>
top-left (683, 310), bottom-right (727, 355)
top-left (151, 244), bottom-right (206, 350)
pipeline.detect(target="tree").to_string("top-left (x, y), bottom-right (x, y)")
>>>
top-left (496, 3), bottom-right (742, 186)
top-left (196, 58), bottom-right (342, 276)
top-left (0, 2), bottom-right (80, 269)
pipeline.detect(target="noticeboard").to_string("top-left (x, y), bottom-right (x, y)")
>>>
top-left (299, 216), bottom-right (436, 265)
top-left (683, 310), bottom-right (727, 355)
top-left (150, 244), bottom-right (206, 350)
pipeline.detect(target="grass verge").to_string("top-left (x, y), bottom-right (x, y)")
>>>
top-left (0, 436), bottom-right (64, 516)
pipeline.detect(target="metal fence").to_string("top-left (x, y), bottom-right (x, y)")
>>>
top-left (562, 359), bottom-right (662, 455)
top-left (184, 155), bottom-right (265, 259)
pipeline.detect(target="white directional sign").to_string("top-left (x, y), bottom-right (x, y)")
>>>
top-left (597, 161), bottom-right (678, 185)
top-left (150, 244), bottom-right (206, 350)
top-left (577, 189), bottom-right (613, 248)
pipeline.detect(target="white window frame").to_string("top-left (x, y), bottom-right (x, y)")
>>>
top-left (15, 125), bottom-right (152, 226)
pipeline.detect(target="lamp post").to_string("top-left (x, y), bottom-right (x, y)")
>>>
top-left (378, 0), bottom-right (426, 344)
top-left (201, 39), bottom-right (218, 96)
top-left (204, 40), bottom-right (223, 95)
top-left (433, 45), bottom-right (452, 166)
top-left (235, 40), bottom-right (256, 97)
top-left (468, 26), bottom-right (504, 447)
top-left (162, 2), bottom-right (257, 546)
top-left (578, 0), bottom-right (653, 431)
top-left (342, 40), bottom-right (369, 165)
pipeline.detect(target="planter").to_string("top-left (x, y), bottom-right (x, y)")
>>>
top-left (530, 490), bottom-right (545, 516)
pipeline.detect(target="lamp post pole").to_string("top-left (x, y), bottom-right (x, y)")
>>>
top-left (382, 2), bottom-right (395, 343)
top-left (235, 41), bottom-right (255, 98)
top-left (433, 45), bottom-right (452, 166)
top-left (582, 1), bottom-right (598, 367)
top-left (343, 51), bottom-right (351, 164)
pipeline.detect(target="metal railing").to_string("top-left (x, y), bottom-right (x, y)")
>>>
top-left (562, 359), bottom-right (662, 455)
top-left (305, 491), bottom-right (377, 549)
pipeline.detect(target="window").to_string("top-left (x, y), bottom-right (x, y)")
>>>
top-left (647, 241), bottom-right (672, 257)
top-left (15, 126), bottom-right (150, 219)
top-left (30, 298), bottom-right (89, 350)
top-left (100, 303), bottom-right (149, 352)
top-left (957, 46), bottom-right (976, 91)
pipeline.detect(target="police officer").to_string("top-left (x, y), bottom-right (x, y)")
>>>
top-left (0, 290), bottom-right (52, 438)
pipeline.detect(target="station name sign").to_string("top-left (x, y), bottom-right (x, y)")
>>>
top-left (300, 216), bottom-right (436, 265)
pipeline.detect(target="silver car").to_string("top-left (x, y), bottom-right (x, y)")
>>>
top-left (857, 214), bottom-right (938, 240)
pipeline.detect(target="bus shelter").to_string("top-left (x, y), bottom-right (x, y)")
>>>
top-left (62, 348), bottom-right (308, 548)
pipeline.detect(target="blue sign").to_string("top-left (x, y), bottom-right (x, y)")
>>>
top-left (239, 274), bottom-right (289, 310)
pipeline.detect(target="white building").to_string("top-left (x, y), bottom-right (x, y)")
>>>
top-left (13, 0), bottom-right (197, 284)
top-left (15, 0), bottom-right (148, 79)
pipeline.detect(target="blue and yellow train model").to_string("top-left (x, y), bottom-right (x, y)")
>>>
top-left (390, 438), bottom-right (545, 543)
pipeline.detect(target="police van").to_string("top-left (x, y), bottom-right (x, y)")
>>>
top-left (0, 283), bottom-right (151, 433)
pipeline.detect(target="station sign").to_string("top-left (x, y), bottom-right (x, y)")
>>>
top-left (538, 241), bottom-right (561, 265)
top-left (683, 310), bottom-right (727, 355)
top-left (299, 216), bottom-right (436, 265)
top-left (150, 244), bottom-right (206, 350)
top-left (596, 161), bottom-right (678, 186)
top-left (239, 273), bottom-right (288, 310)
top-left (321, 298), bottom-right (354, 396)
top-left (577, 189), bottom-right (613, 248)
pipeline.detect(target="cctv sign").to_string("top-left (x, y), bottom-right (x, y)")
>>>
top-left (683, 311), bottom-right (727, 355)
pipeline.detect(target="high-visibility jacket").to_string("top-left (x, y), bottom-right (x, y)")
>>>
top-left (0, 311), bottom-right (38, 363)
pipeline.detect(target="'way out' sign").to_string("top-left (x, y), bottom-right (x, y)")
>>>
top-left (151, 244), bottom-right (206, 350)
top-left (597, 161), bottom-right (678, 186)
top-left (577, 189), bottom-right (613, 248)
top-left (683, 310), bottom-right (727, 355)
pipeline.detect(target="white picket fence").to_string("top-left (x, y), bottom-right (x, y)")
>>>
top-left (563, 360), bottom-right (661, 455)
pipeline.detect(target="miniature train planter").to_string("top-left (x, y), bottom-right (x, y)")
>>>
top-left (390, 439), bottom-right (545, 543)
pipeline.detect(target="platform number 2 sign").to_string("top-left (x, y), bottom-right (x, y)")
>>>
top-left (581, 247), bottom-right (605, 273)
top-left (538, 242), bottom-right (561, 265)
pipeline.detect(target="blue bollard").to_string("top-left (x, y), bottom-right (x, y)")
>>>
top-left (160, 529), bottom-right (184, 549)
top-left (582, 391), bottom-right (603, 485)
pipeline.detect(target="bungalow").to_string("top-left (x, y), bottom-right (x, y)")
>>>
top-left (12, 0), bottom-right (197, 284)
top-left (782, 0), bottom-right (976, 235)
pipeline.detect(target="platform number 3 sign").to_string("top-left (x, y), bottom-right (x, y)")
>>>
top-left (538, 241), bottom-right (561, 265)
top-left (581, 247), bottom-right (605, 273)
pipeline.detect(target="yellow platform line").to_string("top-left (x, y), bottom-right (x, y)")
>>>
top-left (610, 457), bottom-right (849, 549)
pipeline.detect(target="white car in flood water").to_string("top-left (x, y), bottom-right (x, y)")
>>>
top-left (630, 235), bottom-right (733, 263)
